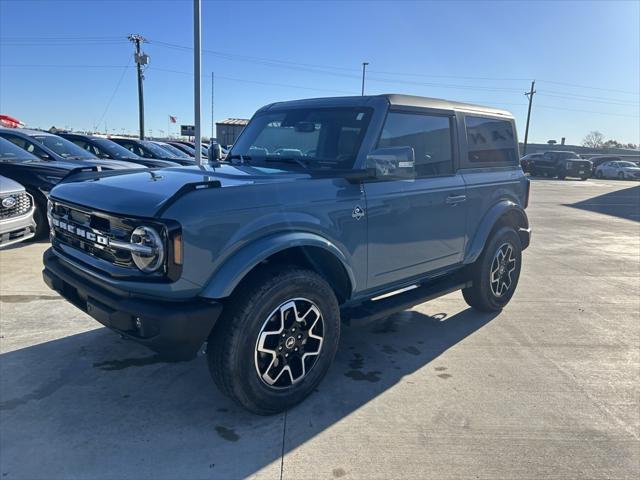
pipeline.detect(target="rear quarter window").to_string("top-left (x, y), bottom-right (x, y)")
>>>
top-left (465, 115), bottom-right (518, 165)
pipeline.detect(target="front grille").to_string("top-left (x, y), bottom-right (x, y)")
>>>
top-left (0, 192), bottom-right (32, 220)
top-left (50, 200), bottom-right (136, 268)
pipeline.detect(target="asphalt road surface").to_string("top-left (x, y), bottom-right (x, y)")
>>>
top-left (1, 178), bottom-right (638, 480)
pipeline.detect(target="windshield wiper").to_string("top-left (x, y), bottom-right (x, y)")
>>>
top-left (263, 156), bottom-right (309, 169)
top-left (227, 154), bottom-right (252, 164)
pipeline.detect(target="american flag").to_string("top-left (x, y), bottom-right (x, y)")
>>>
top-left (169, 115), bottom-right (177, 123)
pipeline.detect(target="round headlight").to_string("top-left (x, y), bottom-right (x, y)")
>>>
top-left (130, 226), bottom-right (165, 273)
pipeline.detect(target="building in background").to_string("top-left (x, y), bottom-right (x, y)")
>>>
top-left (216, 118), bottom-right (248, 147)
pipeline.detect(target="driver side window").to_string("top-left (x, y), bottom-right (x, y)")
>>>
top-left (377, 112), bottom-right (454, 178)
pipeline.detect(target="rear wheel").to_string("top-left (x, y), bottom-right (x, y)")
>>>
top-left (557, 172), bottom-right (566, 180)
top-left (207, 267), bottom-right (340, 415)
top-left (463, 227), bottom-right (522, 312)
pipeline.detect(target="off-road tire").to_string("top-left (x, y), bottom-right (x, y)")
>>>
top-left (462, 226), bottom-right (522, 312)
top-left (207, 266), bottom-right (340, 415)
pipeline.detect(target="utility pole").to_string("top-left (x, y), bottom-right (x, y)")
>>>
top-left (361, 62), bottom-right (369, 96)
top-left (193, 0), bottom-right (202, 165)
top-left (215, 72), bottom-right (216, 141)
top-left (523, 80), bottom-right (536, 155)
top-left (128, 34), bottom-right (148, 140)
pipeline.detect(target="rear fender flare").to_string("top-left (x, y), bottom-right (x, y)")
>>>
top-left (200, 232), bottom-right (356, 299)
top-left (464, 201), bottom-right (528, 265)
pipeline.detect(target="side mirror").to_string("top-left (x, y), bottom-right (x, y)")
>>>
top-left (365, 146), bottom-right (415, 179)
top-left (208, 144), bottom-right (222, 162)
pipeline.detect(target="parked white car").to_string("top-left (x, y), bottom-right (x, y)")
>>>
top-left (0, 175), bottom-right (36, 248)
top-left (594, 161), bottom-right (640, 180)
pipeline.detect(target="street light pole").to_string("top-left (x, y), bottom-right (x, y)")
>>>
top-left (193, 0), bottom-right (202, 166)
top-left (361, 62), bottom-right (369, 96)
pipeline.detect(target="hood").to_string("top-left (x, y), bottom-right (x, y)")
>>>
top-left (50, 164), bottom-right (309, 218)
top-left (0, 175), bottom-right (26, 194)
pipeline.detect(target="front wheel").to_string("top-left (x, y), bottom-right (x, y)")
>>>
top-left (463, 227), bottom-right (523, 312)
top-left (618, 172), bottom-right (625, 180)
top-left (595, 170), bottom-right (603, 179)
top-left (207, 267), bottom-right (340, 415)
top-left (28, 192), bottom-right (48, 240)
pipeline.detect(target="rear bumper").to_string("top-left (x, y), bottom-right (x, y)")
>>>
top-left (42, 248), bottom-right (222, 360)
top-left (518, 227), bottom-right (531, 250)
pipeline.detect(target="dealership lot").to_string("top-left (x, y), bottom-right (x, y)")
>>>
top-left (0, 179), bottom-right (638, 479)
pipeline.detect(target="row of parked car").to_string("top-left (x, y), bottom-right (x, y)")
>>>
top-left (520, 150), bottom-right (640, 180)
top-left (0, 127), bottom-right (224, 247)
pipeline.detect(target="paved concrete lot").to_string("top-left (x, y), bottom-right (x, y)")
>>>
top-left (1, 179), bottom-right (638, 480)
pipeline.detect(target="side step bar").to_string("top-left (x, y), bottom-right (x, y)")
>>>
top-left (342, 273), bottom-right (471, 325)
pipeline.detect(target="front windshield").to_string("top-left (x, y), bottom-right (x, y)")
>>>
top-left (93, 138), bottom-right (140, 159)
top-left (157, 142), bottom-right (191, 158)
top-left (0, 137), bottom-right (38, 162)
top-left (141, 140), bottom-right (177, 158)
top-left (34, 135), bottom-right (97, 159)
top-left (230, 107), bottom-right (373, 170)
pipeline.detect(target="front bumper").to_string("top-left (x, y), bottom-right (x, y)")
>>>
top-left (42, 248), bottom-right (222, 360)
top-left (564, 166), bottom-right (590, 177)
top-left (0, 209), bottom-right (36, 248)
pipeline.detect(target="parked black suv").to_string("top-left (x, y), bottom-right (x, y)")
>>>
top-left (0, 129), bottom-right (142, 170)
top-left (110, 138), bottom-right (196, 166)
top-left (0, 137), bottom-right (139, 238)
top-left (528, 151), bottom-right (592, 180)
top-left (59, 133), bottom-right (180, 169)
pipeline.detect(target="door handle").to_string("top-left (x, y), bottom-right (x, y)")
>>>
top-left (446, 194), bottom-right (467, 205)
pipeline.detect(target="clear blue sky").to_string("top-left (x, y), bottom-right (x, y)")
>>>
top-left (1, 0), bottom-right (639, 145)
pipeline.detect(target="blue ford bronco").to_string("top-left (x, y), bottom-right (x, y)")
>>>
top-left (43, 94), bottom-right (530, 414)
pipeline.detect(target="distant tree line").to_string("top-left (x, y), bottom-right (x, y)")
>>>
top-left (582, 131), bottom-right (638, 149)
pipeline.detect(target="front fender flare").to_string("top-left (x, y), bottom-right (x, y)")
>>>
top-left (464, 201), bottom-right (529, 265)
top-left (200, 232), bottom-right (356, 299)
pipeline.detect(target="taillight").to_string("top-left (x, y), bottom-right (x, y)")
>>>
top-left (524, 179), bottom-right (531, 209)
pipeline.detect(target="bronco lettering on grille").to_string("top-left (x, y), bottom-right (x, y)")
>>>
top-left (51, 216), bottom-right (109, 247)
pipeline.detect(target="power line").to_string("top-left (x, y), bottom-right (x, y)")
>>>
top-left (148, 66), bottom-right (355, 95)
top-left (146, 38), bottom-right (639, 97)
top-left (0, 64), bottom-right (132, 68)
top-left (534, 104), bottom-right (639, 118)
top-left (537, 79), bottom-right (639, 96)
top-left (93, 56), bottom-right (132, 131)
